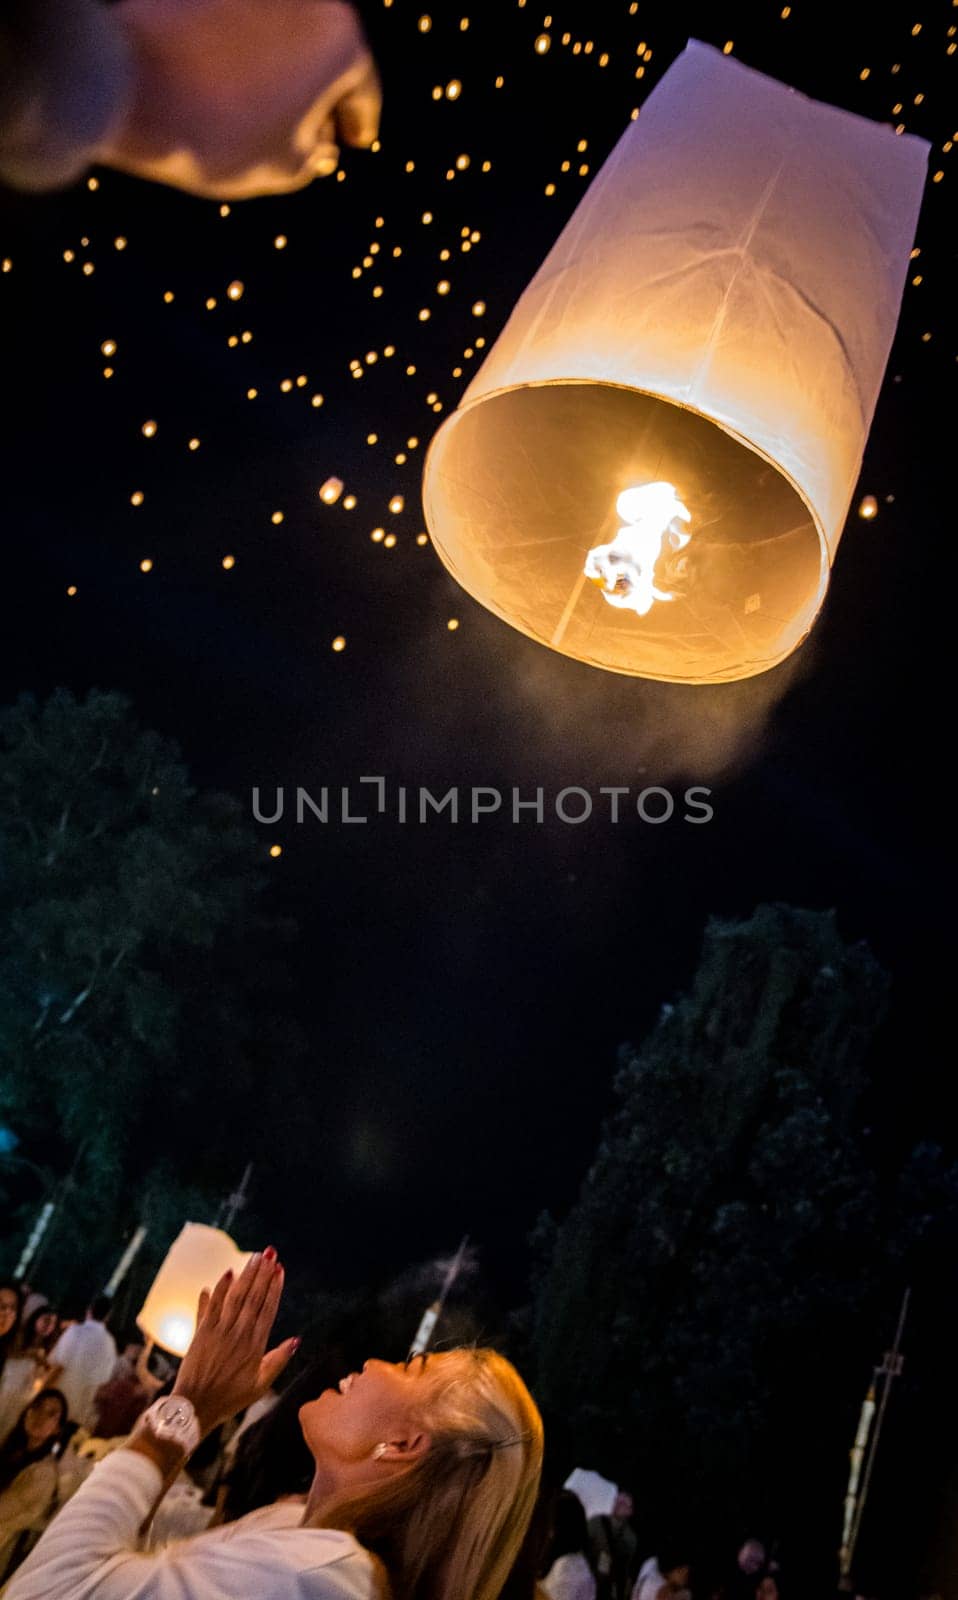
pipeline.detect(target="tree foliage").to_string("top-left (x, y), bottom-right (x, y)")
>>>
top-left (527, 905), bottom-right (958, 1568)
top-left (0, 688), bottom-right (299, 1298)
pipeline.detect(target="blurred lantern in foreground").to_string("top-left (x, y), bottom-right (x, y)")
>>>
top-left (137, 1223), bottom-right (250, 1356)
top-left (423, 41), bottom-right (929, 683)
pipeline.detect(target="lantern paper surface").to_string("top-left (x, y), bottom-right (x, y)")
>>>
top-left (564, 1467), bottom-right (619, 1520)
top-left (137, 1223), bottom-right (250, 1356)
top-left (422, 41), bottom-right (929, 683)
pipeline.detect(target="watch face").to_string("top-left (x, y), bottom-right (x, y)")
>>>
top-left (154, 1397), bottom-right (196, 1437)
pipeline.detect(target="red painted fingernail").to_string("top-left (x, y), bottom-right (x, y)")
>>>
top-left (290, 1337), bottom-right (301, 1351)
top-left (263, 1246), bottom-right (277, 1262)
top-left (224, 1269), bottom-right (234, 1281)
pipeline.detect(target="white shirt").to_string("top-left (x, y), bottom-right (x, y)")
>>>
top-left (48, 1322), bottom-right (117, 1429)
top-left (0, 1358), bottom-right (37, 1448)
top-left (542, 1552), bottom-right (597, 1600)
top-left (6, 1449), bottom-right (379, 1600)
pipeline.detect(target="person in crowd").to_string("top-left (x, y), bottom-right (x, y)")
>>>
top-left (722, 1538), bottom-right (768, 1600)
top-left (6, 1248), bottom-right (544, 1600)
top-left (214, 1368), bottom-right (317, 1522)
top-left (0, 1285), bottom-right (35, 1448)
top-left (20, 1306), bottom-right (60, 1363)
top-left (18, 1306), bottom-right (61, 1385)
top-left (92, 1341), bottom-right (157, 1439)
top-left (216, 1387), bottom-right (280, 1482)
top-left (0, 1392), bottom-right (69, 1493)
top-left (755, 1575), bottom-right (781, 1600)
top-left (633, 1545), bottom-right (692, 1600)
top-left (0, 0), bottom-right (381, 198)
top-left (0, 1286), bottom-right (23, 1370)
top-left (589, 1490), bottom-right (639, 1600)
top-left (16, 1292), bottom-right (50, 1330)
top-left (45, 1296), bottom-right (117, 1432)
top-left (0, 1389), bottom-right (83, 1581)
top-left (541, 1490), bottom-right (597, 1600)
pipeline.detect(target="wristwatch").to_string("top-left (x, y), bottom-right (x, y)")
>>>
top-left (136, 1394), bottom-right (202, 1457)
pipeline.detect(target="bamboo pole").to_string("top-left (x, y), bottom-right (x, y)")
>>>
top-left (838, 1287), bottom-right (911, 1588)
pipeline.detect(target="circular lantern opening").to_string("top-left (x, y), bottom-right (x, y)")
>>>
top-left (423, 382), bottom-right (827, 684)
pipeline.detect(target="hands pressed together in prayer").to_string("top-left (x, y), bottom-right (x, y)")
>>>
top-left (172, 1248), bottom-right (298, 1437)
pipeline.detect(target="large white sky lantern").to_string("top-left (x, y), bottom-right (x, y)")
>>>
top-left (137, 1223), bottom-right (250, 1357)
top-left (422, 41), bottom-right (929, 684)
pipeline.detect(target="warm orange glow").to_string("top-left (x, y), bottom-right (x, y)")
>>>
top-left (422, 40), bottom-right (928, 683)
top-left (139, 1226), bottom-right (249, 1356)
top-left (585, 482), bottom-right (692, 617)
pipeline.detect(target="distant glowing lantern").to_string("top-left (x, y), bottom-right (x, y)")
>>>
top-left (138, 1223), bottom-right (250, 1357)
top-left (422, 41), bottom-right (928, 683)
top-left (320, 477), bottom-right (344, 504)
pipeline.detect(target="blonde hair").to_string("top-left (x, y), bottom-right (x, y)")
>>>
top-left (311, 1347), bottom-right (544, 1600)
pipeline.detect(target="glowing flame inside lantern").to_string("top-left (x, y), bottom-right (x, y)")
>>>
top-left (584, 481), bottom-right (691, 616)
top-left (157, 1314), bottom-right (195, 1357)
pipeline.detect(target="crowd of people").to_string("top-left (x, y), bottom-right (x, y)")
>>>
top-left (0, 1257), bottom-right (546, 1598)
top-left (0, 1268), bottom-right (929, 1600)
top-left (536, 1489), bottom-right (780, 1600)
top-left (0, 1277), bottom-right (176, 1579)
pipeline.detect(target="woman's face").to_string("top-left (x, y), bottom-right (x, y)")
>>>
top-left (0, 1288), bottom-right (19, 1339)
top-left (35, 1310), bottom-right (58, 1340)
top-left (299, 1354), bottom-right (434, 1466)
top-left (24, 1394), bottom-right (65, 1449)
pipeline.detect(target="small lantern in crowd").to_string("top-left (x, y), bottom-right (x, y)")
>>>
top-left (137, 1223), bottom-right (250, 1357)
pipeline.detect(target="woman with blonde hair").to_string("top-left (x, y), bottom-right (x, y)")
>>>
top-left (6, 1249), bottom-right (543, 1600)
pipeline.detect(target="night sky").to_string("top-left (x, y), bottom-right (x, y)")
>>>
top-left (0, 0), bottom-right (953, 1303)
